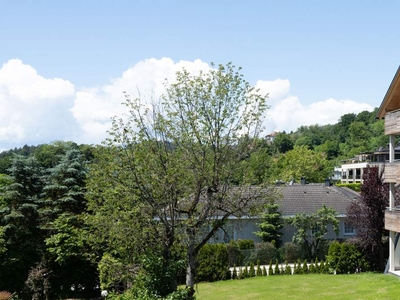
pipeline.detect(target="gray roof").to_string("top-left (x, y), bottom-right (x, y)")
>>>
top-left (276, 184), bottom-right (359, 216)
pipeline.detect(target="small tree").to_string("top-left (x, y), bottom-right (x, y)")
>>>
top-left (289, 205), bottom-right (339, 259)
top-left (255, 200), bottom-right (284, 247)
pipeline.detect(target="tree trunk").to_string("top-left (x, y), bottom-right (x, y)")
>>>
top-left (186, 230), bottom-right (197, 296)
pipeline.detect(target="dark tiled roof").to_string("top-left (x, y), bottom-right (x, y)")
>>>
top-left (276, 184), bottom-right (359, 216)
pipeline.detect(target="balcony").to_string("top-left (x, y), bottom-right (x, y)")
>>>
top-left (385, 209), bottom-right (400, 232)
top-left (385, 109), bottom-right (400, 135)
top-left (384, 162), bottom-right (400, 183)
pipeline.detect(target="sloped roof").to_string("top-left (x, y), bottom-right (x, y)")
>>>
top-left (377, 66), bottom-right (400, 119)
top-left (276, 184), bottom-right (359, 216)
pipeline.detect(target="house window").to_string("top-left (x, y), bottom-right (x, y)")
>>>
top-left (311, 225), bottom-right (320, 235)
top-left (344, 222), bottom-right (355, 235)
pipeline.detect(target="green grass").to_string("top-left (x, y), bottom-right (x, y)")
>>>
top-left (194, 273), bottom-right (400, 300)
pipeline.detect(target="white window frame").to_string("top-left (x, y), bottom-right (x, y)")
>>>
top-left (343, 222), bottom-right (355, 236)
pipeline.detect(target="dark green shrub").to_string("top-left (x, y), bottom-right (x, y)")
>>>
top-left (249, 262), bottom-right (255, 277)
top-left (268, 260), bottom-right (274, 276)
top-left (242, 264), bottom-right (249, 278)
top-left (295, 259), bottom-right (303, 274)
top-left (274, 259), bottom-right (280, 275)
top-left (248, 242), bottom-right (278, 264)
top-left (280, 242), bottom-right (302, 263)
top-left (262, 266), bottom-right (267, 276)
top-left (327, 241), bottom-right (369, 274)
top-left (237, 239), bottom-right (255, 250)
top-left (256, 260), bottom-right (262, 276)
top-left (232, 266), bottom-right (237, 279)
top-left (309, 261), bottom-right (316, 273)
top-left (197, 244), bottom-right (229, 282)
top-left (165, 288), bottom-right (195, 300)
top-left (284, 263), bottom-right (292, 275)
top-left (302, 260), bottom-right (308, 274)
top-left (227, 240), bottom-right (244, 267)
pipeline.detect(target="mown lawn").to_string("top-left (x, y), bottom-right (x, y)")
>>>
top-left (194, 273), bottom-right (400, 300)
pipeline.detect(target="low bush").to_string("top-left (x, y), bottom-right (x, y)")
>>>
top-left (280, 242), bottom-right (302, 262)
top-left (327, 241), bottom-right (369, 274)
top-left (197, 244), bottom-right (229, 282)
top-left (247, 242), bottom-right (278, 264)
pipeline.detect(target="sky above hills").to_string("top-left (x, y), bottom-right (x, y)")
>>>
top-left (1, 0), bottom-right (399, 151)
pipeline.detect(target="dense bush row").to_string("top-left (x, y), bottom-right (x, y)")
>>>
top-left (196, 240), bottom-right (367, 283)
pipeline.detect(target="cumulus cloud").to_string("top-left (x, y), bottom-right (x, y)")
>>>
top-left (260, 80), bottom-right (374, 133)
top-left (0, 59), bottom-right (77, 151)
top-left (0, 58), bottom-right (375, 151)
top-left (71, 57), bottom-right (211, 144)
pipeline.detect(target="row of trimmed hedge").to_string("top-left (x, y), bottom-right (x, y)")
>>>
top-left (196, 241), bottom-right (367, 282)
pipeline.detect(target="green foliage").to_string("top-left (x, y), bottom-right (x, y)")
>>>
top-left (232, 266), bottom-right (237, 279)
top-left (237, 239), bottom-right (255, 250)
top-left (262, 266), bottom-right (267, 276)
top-left (327, 241), bottom-right (369, 274)
top-left (289, 205), bottom-right (339, 260)
top-left (242, 264), bottom-right (249, 278)
top-left (268, 260), bottom-right (274, 276)
top-left (196, 244), bottom-right (230, 282)
top-left (273, 132), bottom-right (294, 154)
top-left (248, 242), bottom-right (278, 264)
top-left (226, 240), bottom-right (244, 267)
top-left (274, 258), bottom-right (280, 275)
top-left (98, 253), bottom-right (132, 291)
top-left (302, 260), bottom-right (308, 274)
top-left (249, 262), bottom-right (255, 277)
top-left (256, 260), bottom-right (262, 276)
top-left (255, 200), bottom-right (284, 247)
top-left (280, 242), bottom-right (303, 263)
top-left (284, 263), bottom-right (292, 275)
top-left (274, 145), bottom-right (329, 183)
top-left (336, 182), bottom-right (361, 192)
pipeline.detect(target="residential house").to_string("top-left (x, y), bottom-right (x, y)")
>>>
top-left (376, 66), bottom-right (400, 275)
top-left (211, 182), bottom-right (359, 244)
top-left (339, 147), bottom-right (400, 183)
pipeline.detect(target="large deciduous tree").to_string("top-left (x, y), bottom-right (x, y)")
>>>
top-left (275, 145), bottom-right (329, 183)
top-left (87, 63), bottom-right (277, 295)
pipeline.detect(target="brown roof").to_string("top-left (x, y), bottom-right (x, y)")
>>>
top-left (377, 66), bottom-right (400, 119)
top-left (276, 184), bottom-right (359, 216)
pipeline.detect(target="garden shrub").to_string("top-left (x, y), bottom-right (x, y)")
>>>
top-left (197, 244), bottom-right (229, 282)
top-left (295, 259), bottom-right (303, 274)
top-left (280, 242), bottom-right (302, 262)
top-left (284, 263), bottom-right (292, 275)
top-left (274, 259), bottom-right (280, 275)
top-left (232, 265), bottom-right (237, 279)
top-left (227, 240), bottom-right (244, 267)
top-left (237, 239), bottom-right (255, 250)
top-left (248, 242), bottom-right (278, 264)
top-left (256, 260), bottom-right (263, 276)
top-left (262, 266), bottom-right (267, 276)
top-left (327, 241), bottom-right (369, 274)
top-left (302, 260), bottom-right (308, 274)
top-left (268, 260), bottom-right (274, 276)
top-left (249, 262), bottom-right (255, 277)
top-left (242, 263), bottom-right (249, 278)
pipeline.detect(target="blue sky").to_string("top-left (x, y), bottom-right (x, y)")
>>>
top-left (0, 0), bottom-right (399, 151)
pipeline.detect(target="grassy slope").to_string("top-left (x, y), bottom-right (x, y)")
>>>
top-left (194, 273), bottom-right (400, 300)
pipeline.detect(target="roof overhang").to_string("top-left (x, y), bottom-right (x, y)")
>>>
top-left (377, 66), bottom-right (400, 119)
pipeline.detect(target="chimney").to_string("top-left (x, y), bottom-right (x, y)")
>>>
top-left (300, 177), bottom-right (306, 185)
top-left (325, 178), bottom-right (331, 186)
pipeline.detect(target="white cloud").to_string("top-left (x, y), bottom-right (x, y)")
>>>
top-left (0, 58), bottom-right (375, 151)
top-left (0, 59), bottom-right (77, 150)
top-left (71, 57), bottom-right (211, 144)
